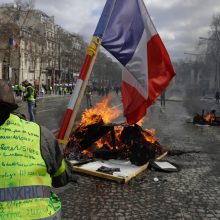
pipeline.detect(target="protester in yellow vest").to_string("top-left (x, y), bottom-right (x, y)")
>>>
top-left (23, 80), bottom-right (36, 122)
top-left (0, 79), bottom-right (78, 220)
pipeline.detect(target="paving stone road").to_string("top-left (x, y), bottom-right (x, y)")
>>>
top-left (50, 95), bottom-right (220, 220)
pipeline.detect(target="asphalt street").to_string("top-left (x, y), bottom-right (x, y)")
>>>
top-left (16, 93), bottom-right (220, 220)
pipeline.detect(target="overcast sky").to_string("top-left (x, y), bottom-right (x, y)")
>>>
top-left (1, 0), bottom-right (220, 61)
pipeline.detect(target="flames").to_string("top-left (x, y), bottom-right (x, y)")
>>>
top-left (65, 96), bottom-right (161, 161)
top-left (81, 97), bottom-right (122, 126)
top-left (80, 97), bottom-right (156, 150)
top-left (203, 113), bottom-right (215, 123)
top-left (96, 126), bottom-right (123, 150)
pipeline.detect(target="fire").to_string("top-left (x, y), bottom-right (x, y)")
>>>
top-left (203, 113), bottom-right (215, 123)
top-left (96, 126), bottom-right (124, 150)
top-left (142, 130), bottom-right (157, 144)
top-left (79, 96), bottom-right (157, 150)
top-left (65, 96), bottom-right (163, 164)
top-left (81, 97), bottom-right (122, 126)
top-left (81, 149), bottom-right (93, 157)
top-left (136, 118), bottom-right (145, 126)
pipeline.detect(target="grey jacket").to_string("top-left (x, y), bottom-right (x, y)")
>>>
top-left (40, 125), bottom-right (71, 187)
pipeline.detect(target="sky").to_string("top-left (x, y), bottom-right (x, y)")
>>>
top-left (1, 0), bottom-right (220, 61)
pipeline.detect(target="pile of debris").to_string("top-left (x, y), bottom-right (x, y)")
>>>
top-left (64, 98), bottom-right (165, 166)
top-left (193, 109), bottom-right (220, 126)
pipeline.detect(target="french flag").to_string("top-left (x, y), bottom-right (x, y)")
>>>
top-left (8, 37), bottom-right (19, 48)
top-left (94, 0), bottom-right (175, 124)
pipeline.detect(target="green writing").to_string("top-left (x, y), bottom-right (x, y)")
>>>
top-left (0, 212), bottom-right (21, 220)
top-left (19, 170), bottom-right (46, 177)
top-left (27, 171), bottom-right (46, 177)
top-left (0, 172), bottom-right (16, 179)
top-left (2, 152), bottom-right (35, 159)
top-left (27, 207), bottom-right (48, 216)
top-left (0, 144), bottom-right (39, 156)
top-left (1, 162), bottom-right (46, 168)
top-left (4, 120), bottom-right (20, 127)
top-left (0, 127), bottom-right (38, 137)
top-left (0, 135), bottom-right (31, 142)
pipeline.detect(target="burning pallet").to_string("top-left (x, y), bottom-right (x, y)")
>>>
top-left (64, 97), bottom-right (167, 182)
top-left (65, 117), bottom-right (164, 166)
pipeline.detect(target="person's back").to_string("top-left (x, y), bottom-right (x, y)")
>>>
top-left (0, 114), bottom-right (62, 219)
top-left (0, 79), bottom-right (76, 219)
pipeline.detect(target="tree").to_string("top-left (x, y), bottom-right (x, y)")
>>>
top-left (0, 0), bottom-right (36, 83)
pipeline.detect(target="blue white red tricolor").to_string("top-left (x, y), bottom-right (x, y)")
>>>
top-left (95, 0), bottom-right (175, 124)
top-left (58, 0), bottom-right (175, 140)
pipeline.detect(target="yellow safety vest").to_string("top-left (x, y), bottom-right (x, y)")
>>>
top-left (0, 114), bottom-right (61, 220)
top-left (25, 85), bottom-right (35, 102)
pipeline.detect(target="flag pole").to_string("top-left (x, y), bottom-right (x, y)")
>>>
top-left (57, 37), bottom-right (101, 142)
top-left (64, 40), bottom-right (101, 140)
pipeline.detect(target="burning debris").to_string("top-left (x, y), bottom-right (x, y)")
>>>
top-left (65, 97), bottom-right (164, 166)
top-left (193, 109), bottom-right (220, 126)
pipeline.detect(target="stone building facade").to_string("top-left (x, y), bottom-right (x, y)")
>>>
top-left (0, 3), bottom-right (85, 88)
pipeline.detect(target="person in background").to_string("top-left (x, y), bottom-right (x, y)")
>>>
top-left (41, 86), bottom-right (45, 96)
top-left (59, 85), bottom-right (63, 95)
top-left (86, 86), bottom-right (92, 108)
top-left (49, 85), bottom-right (53, 95)
top-left (160, 90), bottom-right (166, 107)
top-left (22, 80), bottom-right (36, 122)
top-left (115, 86), bottom-right (120, 96)
top-left (0, 79), bottom-right (78, 220)
top-left (215, 91), bottom-right (219, 104)
top-left (14, 84), bottom-right (19, 96)
top-left (18, 83), bottom-right (23, 96)
top-left (63, 86), bottom-right (67, 95)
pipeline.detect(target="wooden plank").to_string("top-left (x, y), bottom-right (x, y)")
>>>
top-left (123, 162), bottom-right (149, 183)
top-left (73, 166), bottom-right (126, 183)
top-left (123, 151), bottom-right (167, 183)
top-left (72, 151), bottom-right (168, 183)
top-left (155, 151), bottom-right (168, 160)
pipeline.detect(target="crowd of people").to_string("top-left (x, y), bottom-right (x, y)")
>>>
top-left (13, 83), bottom-right (73, 98)
top-left (12, 82), bottom-right (74, 121)
top-left (11, 80), bottom-right (121, 123)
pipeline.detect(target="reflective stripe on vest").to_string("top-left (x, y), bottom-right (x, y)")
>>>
top-left (0, 114), bottom-right (61, 219)
top-left (0, 197), bottom-right (61, 220)
top-left (0, 185), bottom-right (51, 202)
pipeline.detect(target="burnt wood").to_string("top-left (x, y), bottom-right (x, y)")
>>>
top-left (66, 114), bottom-right (162, 165)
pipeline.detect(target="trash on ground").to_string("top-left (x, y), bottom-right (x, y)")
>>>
top-left (150, 160), bottom-right (179, 172)
top-left (153, 177), bottom-right (159, 182)
top-left (193, 109), bottom-right (220, 126)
